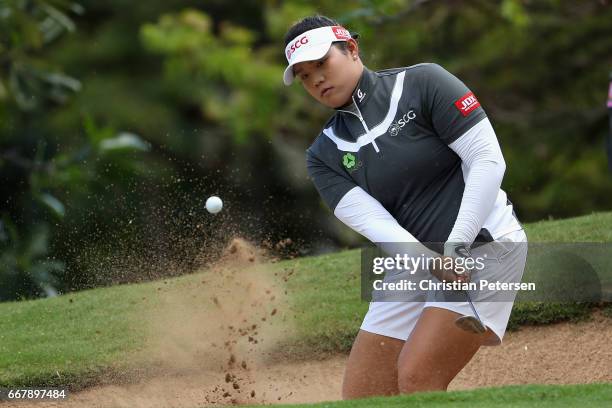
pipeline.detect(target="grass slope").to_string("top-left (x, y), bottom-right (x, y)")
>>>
top-left (243, 383), bottom-right (612, 408)
top-left (1, 211), bottom-right (611, 390)
top-left (0, 281), bottom-right (155, 388)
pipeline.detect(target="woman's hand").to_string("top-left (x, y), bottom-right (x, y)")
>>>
top-left (428, 256), bottom-right (472, 284)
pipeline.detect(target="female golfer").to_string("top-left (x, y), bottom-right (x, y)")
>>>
top-left (283, 15), bottom-right (528, 399)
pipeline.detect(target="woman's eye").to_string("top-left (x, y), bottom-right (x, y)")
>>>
top-left (301, 74), bottom-right (309, 81)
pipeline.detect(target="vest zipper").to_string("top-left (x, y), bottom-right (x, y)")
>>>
top-left (371, 140), bottom-right (380, 152)
top-left (351, 95), bottom-right (370, 133)
top-left (337, 97), bottom-right (381, 153)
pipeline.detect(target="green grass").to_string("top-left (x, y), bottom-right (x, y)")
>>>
top-left (523, 211), bottom-right (612, 242)
top-left (0, 281), bottom-right (156, 389)
top-left (1, 211), bottom-right (611, 390)
top-left (243, 383), bottom-right (612, 408)
top-left (274, 249), bottom-right (367, 358)
top-left (511, 212), bottom-right (612, 328)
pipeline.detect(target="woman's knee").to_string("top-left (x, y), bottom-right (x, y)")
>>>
top-left (397, 366), bottom-right (449, 394)
top-left (341, 330), bottom-right (404, 399)
top-left (342, 367), bottom-right (400, 400)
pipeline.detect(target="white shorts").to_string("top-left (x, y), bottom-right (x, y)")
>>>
top-left (360, 228), bottom-right (528, 346)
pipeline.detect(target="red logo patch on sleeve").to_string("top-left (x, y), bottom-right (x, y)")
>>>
top-left (454, 92), bottom-right (481, 117)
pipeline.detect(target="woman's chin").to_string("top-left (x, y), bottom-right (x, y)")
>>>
top-left (327, 95), bottom-right (349, 109)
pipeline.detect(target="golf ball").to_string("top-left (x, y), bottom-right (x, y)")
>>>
top-left (206, 196), bottom-right (223, 214)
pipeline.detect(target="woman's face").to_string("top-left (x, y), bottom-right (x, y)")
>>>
top-left (292, 40), bottom-right (363, 109)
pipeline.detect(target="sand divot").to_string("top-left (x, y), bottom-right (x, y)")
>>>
top-left (145, 237), bottom-right (285, 372)
top-left (123, 237), bottom-right (300, 407)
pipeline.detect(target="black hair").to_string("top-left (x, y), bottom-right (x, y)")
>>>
top-left (284, 15), bottom-right (359, 55)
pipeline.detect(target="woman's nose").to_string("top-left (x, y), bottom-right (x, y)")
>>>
top-left (314, 73), bottom-right (325, 87)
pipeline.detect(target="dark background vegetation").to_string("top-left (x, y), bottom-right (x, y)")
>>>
top-left (1, 0), bottom-right (611, 301)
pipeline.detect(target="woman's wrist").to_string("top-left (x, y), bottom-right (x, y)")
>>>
top-left (428, 254), bottom-right (471, 283)
top-left (444, 241), bottom-right (471, 258)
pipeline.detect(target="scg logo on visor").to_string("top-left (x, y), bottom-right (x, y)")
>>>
top-left (286, 35), bottom-right (309, 61)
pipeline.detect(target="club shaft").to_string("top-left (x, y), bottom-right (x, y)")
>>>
top-left (464, 290), bottom-right (483, 324)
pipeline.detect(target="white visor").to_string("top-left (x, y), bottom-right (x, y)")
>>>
top-left (283, 25), bottom-right (352, 86)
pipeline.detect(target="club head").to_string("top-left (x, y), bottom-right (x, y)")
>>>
top-left (455, 315), bottom-right (487, 334)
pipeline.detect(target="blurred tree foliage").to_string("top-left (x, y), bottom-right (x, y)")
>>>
top-left (0, 0), bottom-right (151, 300)
top-left (1, 0), bottom-right (611, 301)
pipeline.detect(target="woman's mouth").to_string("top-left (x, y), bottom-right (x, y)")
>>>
top-left (321, 87), bottom-right (333, 97)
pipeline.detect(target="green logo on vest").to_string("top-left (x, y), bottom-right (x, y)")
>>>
top-left (342, 153), bottom-right (356, 169)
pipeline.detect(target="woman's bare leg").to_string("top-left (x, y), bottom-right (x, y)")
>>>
top-left (342, 329), bottom-right (405, 399)
top-left (397, 307), bottom-right (494, 394)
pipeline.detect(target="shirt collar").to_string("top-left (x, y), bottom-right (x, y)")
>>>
top-left (335, 66), bottom-right (376, 111)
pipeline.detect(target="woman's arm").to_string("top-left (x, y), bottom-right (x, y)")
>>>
top-left (416, 63), bottom-right (506, 255)
top-left (334, 186), bottom-right (440, 260)
top-left (335, 186), bottom-right (468, 281)
top-left (445, 118), bottom-right (506, 254)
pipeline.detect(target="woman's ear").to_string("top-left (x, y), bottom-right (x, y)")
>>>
top-left (347, 39), bottom-right (360, 60)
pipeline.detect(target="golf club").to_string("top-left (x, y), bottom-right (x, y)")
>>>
top-left (455, 290), bottom-right (487, 334)
top-left (451, 245), bottom-right (487, 334)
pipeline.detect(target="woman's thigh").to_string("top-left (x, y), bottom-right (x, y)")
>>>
top-left (342, 329), bottom-right (405, 400)
top-left (397, 306), bottom-right (491, 393)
